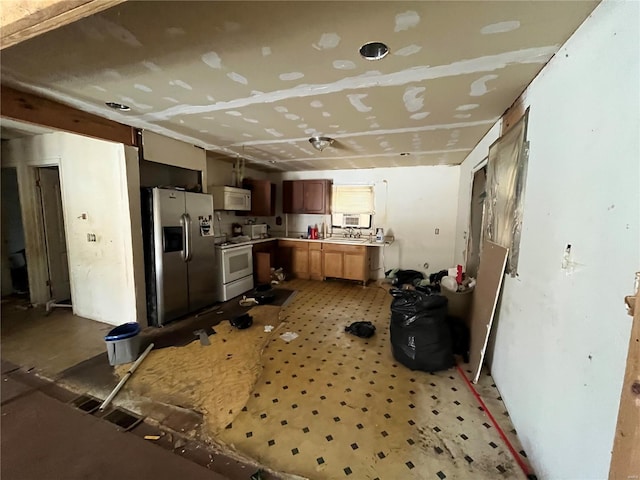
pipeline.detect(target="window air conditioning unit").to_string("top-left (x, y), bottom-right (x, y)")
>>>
top-left (333, 213), bottom-right (372, 229)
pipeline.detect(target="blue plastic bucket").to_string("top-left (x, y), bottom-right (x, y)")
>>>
top-left (105, 323), bottom-right (141, 365)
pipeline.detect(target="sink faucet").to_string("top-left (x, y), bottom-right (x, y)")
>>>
top-left (344, 227), bottom-right (355, 238)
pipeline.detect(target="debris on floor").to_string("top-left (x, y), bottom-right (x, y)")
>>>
top-left (144, 435), bottom-right (161, 441)
top-left (193, 329), bottom-right (211, 346)
top-left (113, 305), bottom-right (283, 438)
top-left (278, 331), bottom-right (298, 342)
top-left (230, 313), bottom-right (253, 329)
top-left (344, 321), bottom-right (376, 338)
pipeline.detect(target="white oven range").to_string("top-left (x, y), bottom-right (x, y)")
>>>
top-left (215, 243), bottom-right (254, 302)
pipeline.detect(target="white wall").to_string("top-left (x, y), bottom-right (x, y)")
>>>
top-left (455, 2), bottom-right (639, 478)
top-left (2, 132), bottom-right (144, 326)
top-left (277, 166), bottom-right (461, 275)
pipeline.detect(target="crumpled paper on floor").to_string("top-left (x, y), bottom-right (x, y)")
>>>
top-left (279, 331), bottom-right (298, 342)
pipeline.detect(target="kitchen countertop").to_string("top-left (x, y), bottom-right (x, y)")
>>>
top-left (216, 236), bottom-right (393, 249)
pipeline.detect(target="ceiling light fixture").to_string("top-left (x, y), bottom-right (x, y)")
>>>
top-left (359, 41), bottom-right (389, 60)
top-left (309, 136), bottom-right (334, 152)
top-left (105, 101), bottom-right (130, 111)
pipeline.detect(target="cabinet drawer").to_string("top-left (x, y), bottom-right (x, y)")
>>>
top-left (321, 243), bottom-right (366, 254)
top-left (278, 240), bottom-right (309, 250)
top-left (309, 242), bottom-right (322, 251)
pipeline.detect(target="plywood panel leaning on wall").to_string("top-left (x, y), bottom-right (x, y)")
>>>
top-left (469, 241), bottom-right (508, 383)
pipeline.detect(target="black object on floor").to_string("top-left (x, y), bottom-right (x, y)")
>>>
top-left (447, 315), bottom-right (470, 363)
top-left (345, 321), bottom-right (376, 338)
top-left (230, 313), bottom-right (253, 330)
top-left (389, 288), bottom-right (454, 372)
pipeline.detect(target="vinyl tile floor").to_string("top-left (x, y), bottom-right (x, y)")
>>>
top-left (218, 279), bottom-right (530, 480)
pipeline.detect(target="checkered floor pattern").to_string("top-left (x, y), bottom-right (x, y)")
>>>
top-left (218, 279), bottom-right (529, 479)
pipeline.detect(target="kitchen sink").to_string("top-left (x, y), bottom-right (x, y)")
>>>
top-left (329, 237), bottom-right (369, 244)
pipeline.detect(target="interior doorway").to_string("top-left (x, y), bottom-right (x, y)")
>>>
top-left (37, 166), bottom-right (71, 303)
top-left (1, 167), bottom-right (27, 296)
top-left (466, 163), bottom-right (487, 278)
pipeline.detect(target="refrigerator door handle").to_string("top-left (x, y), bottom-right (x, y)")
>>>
top-left (180, 213), bottom-right (189, 262)
top-left (184, 213), bottom-right (193, 262)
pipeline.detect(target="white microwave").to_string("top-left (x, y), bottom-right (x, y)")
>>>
top-left (249, 224), bottom-right (268, 239)
top-left (211, 186), bottom-right (251, 211)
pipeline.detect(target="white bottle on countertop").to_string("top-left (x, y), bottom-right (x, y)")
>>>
top-left (375, 228), bottom-right (384, 243)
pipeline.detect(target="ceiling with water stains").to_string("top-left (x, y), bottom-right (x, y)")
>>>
top-left (0, 1), bottom-right (597, 172)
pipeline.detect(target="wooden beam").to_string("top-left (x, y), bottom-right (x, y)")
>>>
top-left (609, 288), bottom-right (640, 479)
top-left (1, 86), bottom-right (136, 146)
top-left (1, 0), bottom-right (125, 50)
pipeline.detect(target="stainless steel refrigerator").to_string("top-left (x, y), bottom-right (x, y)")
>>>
top-left (141, 187), bottom-right (217, 326)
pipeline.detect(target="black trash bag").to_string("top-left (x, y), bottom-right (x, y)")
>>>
top-left (345, 321), bottom-right (376, 338)
top-left (230, 313), bottom-right (253, 329)
top-left (415, 284), bottom-right (439, 295)
top-left (447, 315), bottom-right (470, 364)
top-left (389, 289), bottom-right (454, 372)
top-left (429, 270), bottom-right (449, 285)
top-left (392, 269), bottom-right (425, 287)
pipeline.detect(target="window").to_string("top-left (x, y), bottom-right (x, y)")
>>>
top-left (331, 185), bottom-right (374, 228)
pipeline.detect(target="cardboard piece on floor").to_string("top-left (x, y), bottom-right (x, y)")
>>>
top-left (469, 241), bottom-right (509, 383)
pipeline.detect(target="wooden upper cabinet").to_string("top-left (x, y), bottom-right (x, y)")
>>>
top-left (283, 179), bottom-right (331, 214)
top-left (283, 180), bottom-right (304, 214)
top-left (241, 178), bottom-right (275, 216)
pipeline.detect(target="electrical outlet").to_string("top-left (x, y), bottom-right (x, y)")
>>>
top-left (435, 228), bottom-right (440, 235)
top-left (87, 233), bottom-right (97, 242)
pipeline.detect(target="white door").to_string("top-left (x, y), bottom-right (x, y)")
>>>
top-left (38, 167), bottom-right (71, 301)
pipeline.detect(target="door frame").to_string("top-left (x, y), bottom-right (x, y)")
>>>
top-left (36, 165), bottom-right (71, 302)
top-left (464, 158), bottom-right (488, 271)
top-left (11, 159), bottom-right (70, 306)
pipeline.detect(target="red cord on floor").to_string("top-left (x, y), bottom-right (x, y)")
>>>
top-left (455, 365), bottom-right (538, 480)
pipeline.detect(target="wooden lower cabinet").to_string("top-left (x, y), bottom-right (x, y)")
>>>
top-left (309, 243), bottom-right (323, 280)
top-left (322, 243), bottom-right (370, 285)
top-left (344, 251), bottom-right (367, 281)
top-left (252, 240), bottom-right (277, 284)
top-left (322, 251), bottom-right (343, 278)
top-left (278, 240), bottom-right (371, 284)
top-left (278, 240), bottom-right (310, 279)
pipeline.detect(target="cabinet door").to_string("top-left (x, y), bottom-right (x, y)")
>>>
top-left (283, 180), bottom-right (304, 213)
top-left (303, 180), bottom-right (326, 214)
top-left (309, 248), bottom-right (322, 279)
top-left (292, 247), bottom-right (309, 277)
top-left (243, 179), bottom-right (271, 216)
top-left (343, 252), bottom-right (366, 282)
top-left (270, 183), bottom-right (276, 216)
top-left (323, 251), bottom-right (344, 278)
top-left (253, 240), bottom-right (276, 284)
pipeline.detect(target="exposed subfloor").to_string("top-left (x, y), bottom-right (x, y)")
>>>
top-left (1, 280), bottom-right (531, 480)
